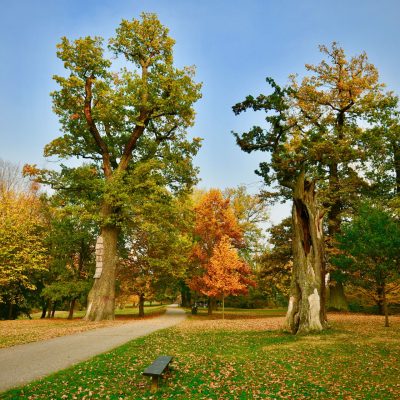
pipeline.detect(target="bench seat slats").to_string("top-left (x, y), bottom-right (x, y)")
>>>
top-left (143, 356), bottom-right (173, 377)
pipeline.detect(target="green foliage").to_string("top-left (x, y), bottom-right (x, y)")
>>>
top-left (39, 196), bottom-right (97, 312)
top-left (333, 203), bottom-right (400, 285)
top-left (26, 12), bottom-right (202, 227)
top-left (233, 43), bottom-right (392, 208)
top-left (41, 281), bottom-right (91, 303)
top-left (118, 193), bottom-right (194, 302)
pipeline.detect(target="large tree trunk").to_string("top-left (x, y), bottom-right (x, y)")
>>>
top-left (138, 294), bottom-right (145, 317)
top-left (286, 172), bottom-right (326, 334)
top-left (84, 224), bottom-right (119, 321)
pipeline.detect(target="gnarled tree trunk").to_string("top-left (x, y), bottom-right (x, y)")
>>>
top-left (84, 224), bottom-right (119, 321)
top-left (286, 171), bottom-right (326, 334)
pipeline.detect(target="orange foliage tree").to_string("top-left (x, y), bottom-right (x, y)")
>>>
top-left (197, 236), bottom-right (255, 318)
top-left (189, 189), bottom-right (255, 314)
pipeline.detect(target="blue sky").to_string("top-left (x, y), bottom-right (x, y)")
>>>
top-left (1, 0), bottom-right (399, 223)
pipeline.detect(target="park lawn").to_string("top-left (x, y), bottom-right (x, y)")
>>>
top-left (0, 306), bottom-right (166, 349)
top-left (2, 312), bottom-right (400, 399)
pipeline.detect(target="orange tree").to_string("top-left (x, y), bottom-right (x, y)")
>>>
top-left (197, 235), bottom-right (255, 318)
top-left (188, 189), bottom-right (254, 313)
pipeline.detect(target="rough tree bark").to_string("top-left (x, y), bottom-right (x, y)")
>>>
top-left (84, 223), bottom-right (119, 321)
top-left (286, 171), bottom-right (326, 334)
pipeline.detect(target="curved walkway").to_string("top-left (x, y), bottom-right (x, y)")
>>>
top-left (0, 305), bottom-right (186, 392)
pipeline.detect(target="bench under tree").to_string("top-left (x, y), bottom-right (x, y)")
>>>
top-left (142, 355), bottom-right (173, 392)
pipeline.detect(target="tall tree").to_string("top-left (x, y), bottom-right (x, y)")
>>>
top-left (291, 43), bottom-right (389, 309)
top-left (189, 189), bottom-right (243, 314)
top-left (233, 43), bottom-right (392, 333)
top-left (25, 13), bottom-right (201, 321)
top-left (233, 78), bottom-right (327, 333)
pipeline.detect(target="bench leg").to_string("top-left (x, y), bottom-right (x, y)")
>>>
top-left (151, 376), bottom-right (159, 392)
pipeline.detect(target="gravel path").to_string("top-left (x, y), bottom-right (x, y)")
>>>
top-left (0, 305), bottom-right (185, 392)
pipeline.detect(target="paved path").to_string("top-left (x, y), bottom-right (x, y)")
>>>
top-left (0, 305), bottom-right (186, 392)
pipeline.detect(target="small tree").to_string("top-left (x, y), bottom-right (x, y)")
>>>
top-left (333, 204), bottom-right (400, 326)
top-left (192, 236), bottom-right (255, 319)
top-left (188, 189), bottom-right (243, 314)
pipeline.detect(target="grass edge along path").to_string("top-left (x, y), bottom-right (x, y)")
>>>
top-left (2, 313), bottom-right (400, 399)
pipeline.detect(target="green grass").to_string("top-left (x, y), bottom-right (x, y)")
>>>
top-left (3, 313), bottom-right (400, 399)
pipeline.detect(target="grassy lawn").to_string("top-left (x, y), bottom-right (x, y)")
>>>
top-left (0, 305), bottom-right (166, 349)
top-left (2, 311), bottom-right (400, 399)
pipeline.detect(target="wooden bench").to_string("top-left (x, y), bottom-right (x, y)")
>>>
top-left (142, 355), bottom-right (173, 392)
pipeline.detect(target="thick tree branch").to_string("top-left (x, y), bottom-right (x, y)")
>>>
top-left (84, 76), bottom-right (113, 178)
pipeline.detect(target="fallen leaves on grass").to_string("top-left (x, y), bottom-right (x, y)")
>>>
top-left (3, 312), bottom-right (400, 399)
top-left (176, 316), bottom-right (285, 332)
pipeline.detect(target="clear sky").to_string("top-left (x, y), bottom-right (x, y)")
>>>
top-left (1, 0), bottom-right (400, 224)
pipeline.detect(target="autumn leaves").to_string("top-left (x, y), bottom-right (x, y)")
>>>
top-left (188, 190), bottom-right (255, 317)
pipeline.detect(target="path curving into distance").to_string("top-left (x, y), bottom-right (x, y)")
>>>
top-left (0, 305), bottom-right (186, 392)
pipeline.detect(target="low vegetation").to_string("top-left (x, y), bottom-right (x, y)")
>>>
top-left (3, 311), bottom-right (400, 399)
